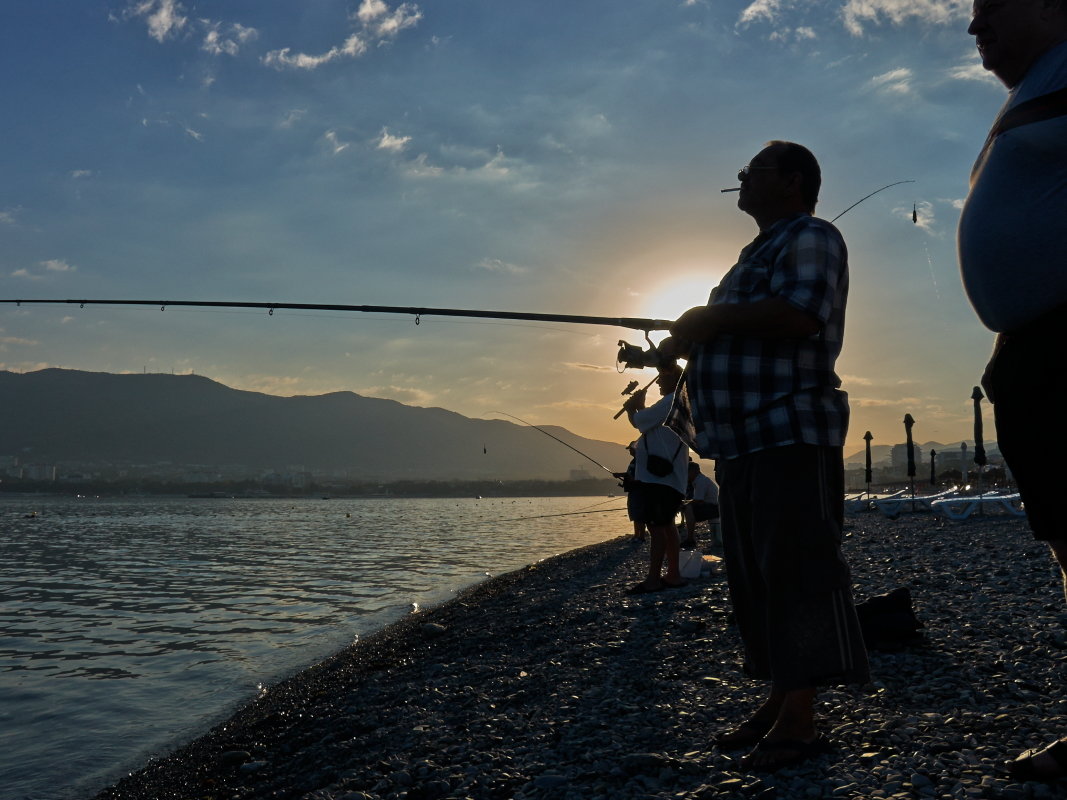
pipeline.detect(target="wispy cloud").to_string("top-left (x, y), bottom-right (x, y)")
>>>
top-left (141, 114), bottom-right (204, 141)
top-left (948, 59), bottom-right (1000, 85)
top-left (12, 259), bottom-right (78, 281)
top-left (355, 0), bottom-right (422, 38)
top-left (124, 0), bottom-right (187, 43)
top-left (376, 128), bottom-right (411, 153)
top-left (737, 0), bottom-right (969, 37)
top-left (403, 153), bottom-right (445, 178)
top-left (264, 0), bottom-right (422, 71)
top-left (869, 67), bottom-right (913, 95)
top-left (324, 130), bottom-right (351, 155)
top-left (201, 21), bottom-right (258, 56)
top-left (264, 34), bottom-right (368, 70)
top-left (279, 109), bottom-right (307, 129)
top-left (475, 258), bottom-right (529, 275)
top-left (841, 0), bottom-right (970, 36)
top-left (738, 0), bottom-right (795, 27)
top-left (70, 169), bottom-right (94, 179)
top-left (564, 362), bottom-right (616, 372)
top-left (42, 259), bottom-right (75, 273)
top-left (0, 210), bottom-right (16, 226)
top-left (121, 1), bottom-right (258, 58)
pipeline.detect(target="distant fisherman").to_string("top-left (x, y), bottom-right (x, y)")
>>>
top-left (621, 364), bottom-right (688, 593)
top-left (666, 140), bottom-right (869, 771)
top-left (957, 0), bottom-right (1067, 782)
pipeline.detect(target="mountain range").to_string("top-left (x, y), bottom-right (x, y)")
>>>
top-left (0, 369), bottom-right (632, 482)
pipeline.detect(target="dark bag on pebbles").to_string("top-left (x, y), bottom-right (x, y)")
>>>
top-left (856, 587), bottom-right (923, 651)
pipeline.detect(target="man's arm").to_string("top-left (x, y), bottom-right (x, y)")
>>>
top-left (669, 296), bottom-right (822, 343)
top-left (981, 333), bottom-right (1005, 403)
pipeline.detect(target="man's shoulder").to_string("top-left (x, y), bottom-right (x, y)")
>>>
top-left (1015, 41), bottom-right (1067, 103)
top-left (771, 213), bottom-right (844, 245)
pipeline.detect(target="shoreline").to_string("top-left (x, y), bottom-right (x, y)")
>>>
top-left (93, 514), bottom-right (1066, 799)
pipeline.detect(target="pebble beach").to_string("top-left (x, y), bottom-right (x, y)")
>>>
top-left (93, 512), bottom-right (1067, 800)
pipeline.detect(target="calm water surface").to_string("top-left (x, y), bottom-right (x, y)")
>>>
top-left (0, 495), bottom-right (628, 800)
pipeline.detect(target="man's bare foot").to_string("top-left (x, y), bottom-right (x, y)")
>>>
top-left (715, 718), bottom-right (774, 749)
top-left (741, 734), bottom-right (831, 771)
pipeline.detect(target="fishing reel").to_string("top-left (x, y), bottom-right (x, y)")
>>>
top-left (617, 333), bottom-right (683, 371)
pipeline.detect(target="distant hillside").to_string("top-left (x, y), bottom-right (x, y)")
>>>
top-left (0, 369), bottom-right (631, 481)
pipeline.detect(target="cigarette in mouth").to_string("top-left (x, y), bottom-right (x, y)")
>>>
top-left (720, 187), bottom-right (741, 193)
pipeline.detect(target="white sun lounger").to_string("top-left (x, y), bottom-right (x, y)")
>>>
top-left (872, 487), bottom-right (961, 518)
top-left (930, 492), bottom-right (1026, 521)
top-left (844, 492), bottom-right (873, 513)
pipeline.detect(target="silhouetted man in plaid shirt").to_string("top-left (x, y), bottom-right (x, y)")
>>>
top-left (666, 140), bottom-right (869, 772)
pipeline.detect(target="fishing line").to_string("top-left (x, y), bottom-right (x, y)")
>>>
top-left (488, 411), bottom-right (619, 476)
top-left (492, 505), bottom-right (629, 524)
top-left (921, 241), bottom-right (942, 301)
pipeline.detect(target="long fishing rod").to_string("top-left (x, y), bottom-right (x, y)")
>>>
top-left (723, 179), bottom-right (917, 222)
top-left (830, 180), bottom-right (916, 223)
top-left (0, 299), bottom-right (672, 333)
top-left (489, 411), bottom-right (619, 476)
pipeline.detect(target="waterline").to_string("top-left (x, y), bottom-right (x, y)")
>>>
top-left (0, 495), bottom-right (627, 800)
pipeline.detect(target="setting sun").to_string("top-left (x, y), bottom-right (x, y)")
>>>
top-left (640, 274), bottom-right (722, 323)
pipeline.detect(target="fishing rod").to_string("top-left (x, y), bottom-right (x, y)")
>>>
top-left (612, 374), bottom-right (660, 420)
top-left (0, 299), bottom-right (672, 333)
top-left (720, 179), bottom-right (917, 224)
top-left (489, 411), bottom-right (620, 476)
top-left (1, 181), bottom-right (916, 331)
top-left (831, 180), bottom-right (916, 223)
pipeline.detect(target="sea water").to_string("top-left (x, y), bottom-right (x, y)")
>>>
top-left (0, 494), bottom-right (627, 800)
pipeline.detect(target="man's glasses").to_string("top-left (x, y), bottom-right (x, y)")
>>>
top-left (737, 164), bottom-right (778, 181)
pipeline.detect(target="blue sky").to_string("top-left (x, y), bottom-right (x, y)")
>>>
top-left (0, 0), bottom-right (1006, 455)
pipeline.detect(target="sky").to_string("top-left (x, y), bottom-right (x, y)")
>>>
top-left (0, 0), bottom-right (1009, 458)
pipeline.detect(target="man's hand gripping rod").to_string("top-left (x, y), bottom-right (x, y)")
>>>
top-left (613, 376), bottom-right (658, 419)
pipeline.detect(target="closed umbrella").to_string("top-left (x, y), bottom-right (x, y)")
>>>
top-left (864, 430), bottom-right (873, 495)
top-left (972, 386), bottom-right (988, 502)
top-left (972, 386), bottom-right (988, 468)
top-left (930, 449), bottom-right (937, 487)
top-left (904, 413), bottom-right (916, 498)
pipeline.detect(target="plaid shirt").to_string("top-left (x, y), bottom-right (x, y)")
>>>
top-left (667, 213), bottom-right (849, 460)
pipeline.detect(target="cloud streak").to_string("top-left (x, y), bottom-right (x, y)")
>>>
top-left (264, 0), bottom-right (422, 71)
top-left (737, 0), bottom-right (970, 37)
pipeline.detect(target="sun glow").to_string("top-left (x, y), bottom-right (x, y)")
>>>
top-left (640, 275), bottom-right (718, 322)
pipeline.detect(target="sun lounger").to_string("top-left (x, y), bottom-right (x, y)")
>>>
top-left (872, 487), bottom-right (960, 518)
top-left (930, 492), bottom-right (1026, 521)
top-left (844, 492), bottom-right (873, 513)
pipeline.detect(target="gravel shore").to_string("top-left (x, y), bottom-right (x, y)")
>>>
top-left (93, 513), bottom-right (1067, 800)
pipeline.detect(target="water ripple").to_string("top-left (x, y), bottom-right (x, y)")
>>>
top-left (0, 495), bottom-right (627, 800)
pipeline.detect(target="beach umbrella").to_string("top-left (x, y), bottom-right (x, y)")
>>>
top-left (930, 449), bottom-right (937, 486)
top-left (971, 386), bottom-right (988, 468)
top-left (961, 442), bottom-right (969, 482)
top-left (903, 414), bottom-right (916, 496)
top-left (863, 431), bottom-right (873, 494)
